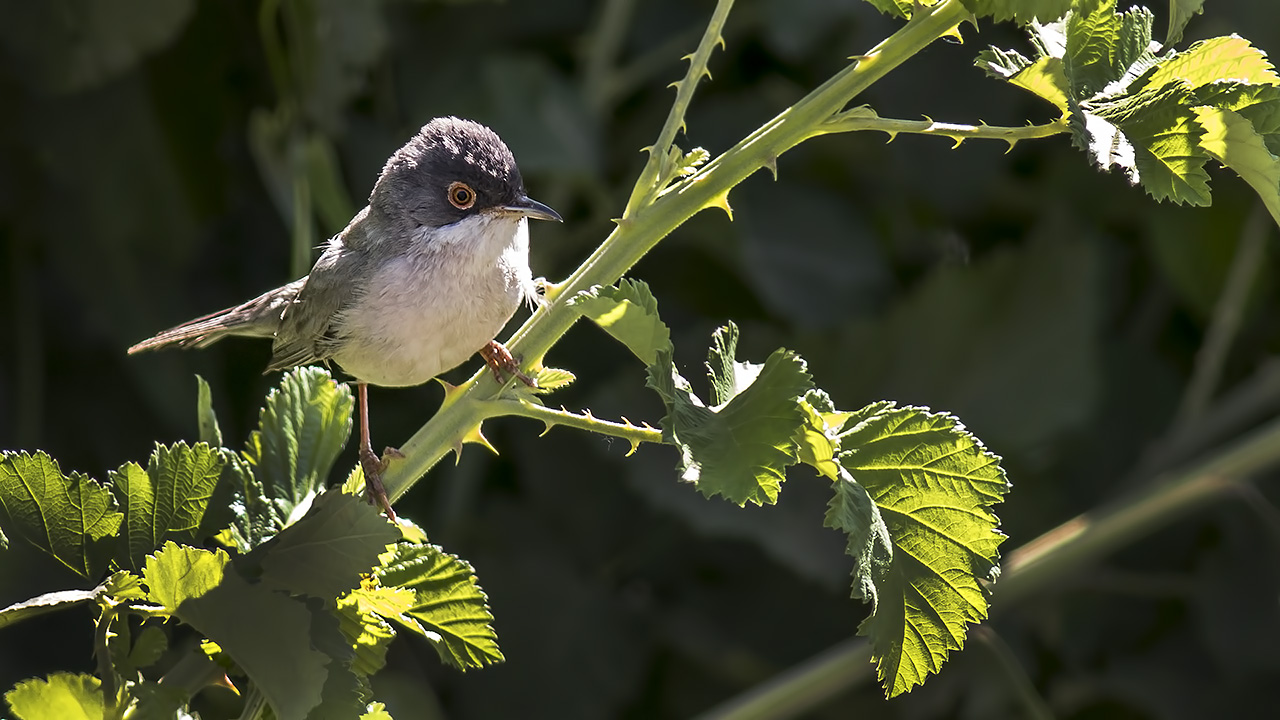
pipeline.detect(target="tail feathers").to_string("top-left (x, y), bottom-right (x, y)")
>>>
top-left (128, 280), bottom-right (303, 355)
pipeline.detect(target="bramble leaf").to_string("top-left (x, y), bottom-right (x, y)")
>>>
top-left (962, 0), bottom-right (1071, 24)
top-left (4, 673), bottom-right (103, 720)
top-left (1142, 35), bottom-right (1280, 91)
top-left (246, 490), bottom-right (399, 601)
top-left (375, 543), bottom-right (503, 671)
top-left (110, 442), bottom-right (225, 570)
top-left (646, 323), bottom-right (813, 506)
top-left (142, 542), bottom-right (342, 720)
top-left (1194, 106), bottom-right (1280, 217)
top-left (825, 468), bottom-right (894, 608)
top-left (243, 366), bottom-right (354, 509)
top-left (837, 405), bottom-right (1009, 697)
top-left (0, 451), bottom-right (122, 578)
top-left (196, 374), bottom-right (223, 447)
top-left (1166, 0), bottom-right (1206, 46)
top-left (570, 279), bottom-right (673, 365)
top-left (0, 589), bottom-right (96, 631)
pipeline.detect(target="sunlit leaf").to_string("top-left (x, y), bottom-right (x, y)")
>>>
top-left (0, 451), bottom-right (122, 578)
top-left (570, 279), bottom-right (672, 365)
top-left (110, 442), bottom-right (225, 570)
top-left (1193, 107), bottom-right (1280, 216)
top-left (375, 543), bottom-right (503, 671)
top-left (4, 673), bottom-right (103, 720)
top-left (962, 0), bottom-right (1071, 24)
top-left (0, 589), bottom-right (96, 631)
top-left (1143, 35), bottom-right (1280, 91)
top-left (646, 324), bottom-right (813, 506)
top-left (838, 406), bottom-right (1009, 697)
top-left (1091, 82), bottom-right (1212, 204)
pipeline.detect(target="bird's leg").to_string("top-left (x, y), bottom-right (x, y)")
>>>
top-left (357, 382), bottom-right (397, 521)
top-left (479, 340), bottom-right (537, 387)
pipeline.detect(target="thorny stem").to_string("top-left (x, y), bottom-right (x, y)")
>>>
top-left (488, 398), bottom-right (666, 453)
top-left (817, 112), bottom-right (1070, 147)
top-left (381, 0), bottom-right (975, 503)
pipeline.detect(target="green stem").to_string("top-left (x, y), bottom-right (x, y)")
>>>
top-left (381, 0), bottom-right (973, 503)
top-left (695, 413), bottom-right (1280, 719)
top-left (623, 0), bottom-right (736, 216)
top-left (817, 112), bottom-right (1069, 147)
top-left (94, 603), bottom-right (124, 720)
top-left (489, 398), bottom-right (666, 454)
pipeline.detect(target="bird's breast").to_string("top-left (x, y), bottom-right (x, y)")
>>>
top-left (331, 215), bottom-right (533, 387)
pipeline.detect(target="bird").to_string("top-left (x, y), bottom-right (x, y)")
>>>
top-left (128, 117), bottom-right (562, 521)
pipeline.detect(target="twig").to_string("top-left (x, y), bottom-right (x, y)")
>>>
top-left (1175, 201), bottom-right (1273, 427)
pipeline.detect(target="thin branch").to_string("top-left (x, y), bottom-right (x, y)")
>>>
top-left (489, 398), bottom-right (666, 454)
top-left (816, 111), bottom-right (1069, 149)
top-left (1175, 201), bottom-right (1273, 427)
top-left (623, 0), bottom-right (736, 216)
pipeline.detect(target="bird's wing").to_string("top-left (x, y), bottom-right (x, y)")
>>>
top-left (266, 243), bottom-right (369, 373)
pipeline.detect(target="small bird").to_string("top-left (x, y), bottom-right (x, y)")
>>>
top-left (129, 117), bottom-right (561, 520)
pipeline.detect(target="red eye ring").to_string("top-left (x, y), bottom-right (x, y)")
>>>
top-left (447, 181), bottom-right (476, 210)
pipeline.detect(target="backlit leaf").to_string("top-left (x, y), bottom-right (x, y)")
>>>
top-left (110, 442), bottom-right (224, 570)
top-left (4, 673), bottom-right (103, 720)
top-left (570, 279), bottom-right (673, 365)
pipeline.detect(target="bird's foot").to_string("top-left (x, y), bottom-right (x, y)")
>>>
top-left (358, 445), bottom-right (398, 522)
top-left (480, 340), bottom-right (537, 388)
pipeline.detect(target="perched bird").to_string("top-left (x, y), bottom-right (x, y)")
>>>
top-left (129, 117), bottom-right (561, 520)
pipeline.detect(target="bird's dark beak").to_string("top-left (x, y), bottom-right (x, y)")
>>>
top-left (504, 195), bottom-right (562, 223)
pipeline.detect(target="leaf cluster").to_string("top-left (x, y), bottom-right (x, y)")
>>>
top-left (0, 369), bottom-right (501, 720)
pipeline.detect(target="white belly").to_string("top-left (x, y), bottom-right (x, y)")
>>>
top-left (332, 215), bottom-right (533, 387)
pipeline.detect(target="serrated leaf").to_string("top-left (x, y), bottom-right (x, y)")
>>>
top-left (1194, 107), bottom-right (1280, 216)
top-left (196, 375), bottom-right (222, 447)
top-left (1144, 36), bottom-right (1280, 91)
top-left (838, 406), bottom-right (1008, 697)
top-left (142, 542), bottom-right (334, 720)
top-left (1007, 56), bottom-right (1070, 113)
top-left (676, 147), bottom-right (710, 177)
top-left (0, 451), bottom-right (123, 578)
top-left (375, 543), bottom-right (503, 671)
top-left (103, 570), bottom-right (148, 601)
top-left (1065, 0), bottom-right (1123, 97)
top-left (1090, 82), bottom-right (1211, 204)
top-left (570, 279), bottom-right (672, 365)
top-left (1166, 0), bottom-right (1205, 46)
top-left (0, 589), bottom-right (96, 631)
top-left (531, 367), bottom-right (576, 393)
top-left (336, 583), bottom-right (404, 679)
top-left (244, 366), bottom-right (354, 508)
top-left (825, 468), bottom-right (894, 607)
top-left (4, 673), bottom-right (103, 720)
top-left (962, 0), bottom-right (1071, 24)
top-left (246, 490), bottom-right (399, 601)
top-left (646, 324), bottom-right (813, 506)
top-left (110, 442), bottom-right (225, 571)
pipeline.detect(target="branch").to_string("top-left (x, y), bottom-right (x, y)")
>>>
top-left (817, 109), bottom-right (1069, 149)
top-left (380, 0), bottom-right (974, 505)
top-left (488, 399), bottom-right (666, 455)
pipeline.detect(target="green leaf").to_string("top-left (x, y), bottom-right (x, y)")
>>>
top-left (142, 542), bottom-right (338, 720)
top-left (1194, 106), bottom-right (1280, 217)
top-left (195, 375), bottom-right (223, 447)
top-left (977, 51), bottom-right (1070, 113)
top-left (825, 469), bottom-right (894, 608)
top-left (375, 543), bottom-right (504, 671)
top-left (109, 442), bottom-right (225, 570)
top-left (361, 702), bottom-right (395, 720)
top-left (838, 406), bottom-right (1009, 697)
top-left (1143, 35), bottom-right (1280, 91)
top-left (570, 279), bottom-right (673, 365)
top-left (1091, 82), bottom-right (1212, 204)
top-left (1064, 0), bottom-right (1123, 97)
top-left (0, 451), bottom-right (123, 578)
top-left (246, 490), bottom-right (399, 601)
top-left (530, 367), bottom-right (577, 393)
top-left (1166, 0), bottom-right (1206, 46)
top-left (336, 583), bottom-right (409, 679)
top-left (646, 324), bottom-right (813, 506)
top-left (4, 673), bottom-right (103, 720)
top-left (128, 626), bottom-right (168, 670)
top-left (0, 589), bottom-right (96, 631)
top-left (244, 366), bottom-right (354, 508)
top-left (103, 570), bottom-right (148, 601)
top-left (962, 0), bottom-right (1071, 24)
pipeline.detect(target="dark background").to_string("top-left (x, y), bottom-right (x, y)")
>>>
top-left (3, 1), bottom-right (1280, 718)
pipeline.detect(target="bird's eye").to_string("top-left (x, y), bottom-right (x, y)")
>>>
top-left (447, 181), bottom-right (476, 210)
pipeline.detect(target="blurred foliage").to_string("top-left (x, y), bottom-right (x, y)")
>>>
top-left (2, 0), bottom-right (1280, 718)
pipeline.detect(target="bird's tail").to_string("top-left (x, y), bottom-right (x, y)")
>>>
top-left (127, 279), bottom-right (304, 354)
